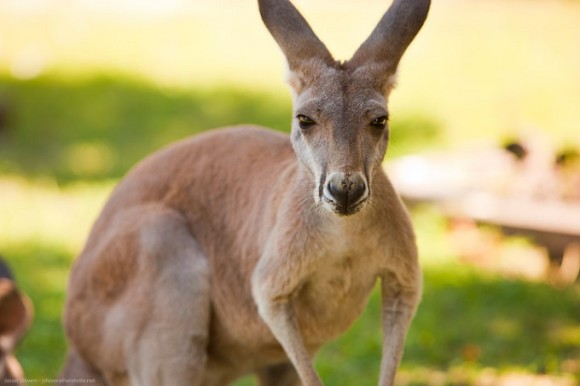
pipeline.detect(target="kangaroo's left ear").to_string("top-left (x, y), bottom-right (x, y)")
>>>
top-left (348, 0), bottom-right (430, 91)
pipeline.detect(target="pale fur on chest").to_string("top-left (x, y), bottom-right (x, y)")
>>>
top-left (287, 215), bottom-right (387, 344)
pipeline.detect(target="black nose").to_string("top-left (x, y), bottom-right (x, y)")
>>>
top-left (327, 173), bottom-right (367, 208)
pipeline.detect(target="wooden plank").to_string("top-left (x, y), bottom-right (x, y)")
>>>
top-left (445, 194), bottom-right (580, 237)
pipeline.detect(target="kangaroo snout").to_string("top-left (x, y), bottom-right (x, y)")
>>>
top-left (323, 172), bottom-right (368, 215)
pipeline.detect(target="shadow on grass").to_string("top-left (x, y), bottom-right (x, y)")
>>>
top-left (316, 267), bottom-right (579, 385)
top-left (407, 268), bottom-right (579, 372)
top-left (0, 73), bottom-right (440, 184)
top-left (0, 74), bottom-right (291, 183)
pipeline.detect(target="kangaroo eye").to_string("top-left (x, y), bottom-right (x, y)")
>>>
top-left (370, 115), bottom-right (388, 130)
top-left (297, 114), bottom-right (316, 130)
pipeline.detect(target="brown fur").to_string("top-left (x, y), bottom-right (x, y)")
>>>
top-left (62, 1), bottom-right (430, 385)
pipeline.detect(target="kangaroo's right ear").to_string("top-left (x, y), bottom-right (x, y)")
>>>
top-left (258, 0), bottom-right (335, 87)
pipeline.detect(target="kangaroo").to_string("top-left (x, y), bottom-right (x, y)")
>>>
top-left (61, 0), bottom-right (430, 385)
top-left (0, 258), bottom-right (34, 385)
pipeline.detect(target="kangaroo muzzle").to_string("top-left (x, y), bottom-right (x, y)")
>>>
top-left (322, 172), bottom-right (369, 216)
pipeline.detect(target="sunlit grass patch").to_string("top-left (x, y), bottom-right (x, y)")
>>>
top-left (0, 175), bottom-right (113, 251)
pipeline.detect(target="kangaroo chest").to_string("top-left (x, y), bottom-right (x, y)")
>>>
top-left (291, 239), bottom-right (384, 345)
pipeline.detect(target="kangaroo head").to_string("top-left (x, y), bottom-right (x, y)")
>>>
top-left (259, 0), bottom-right (430, 216)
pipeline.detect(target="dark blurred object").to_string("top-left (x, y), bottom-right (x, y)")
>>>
top-left (0, 258), bottom-right (34, 385)
top-left (504, 140), bottom-right (528, 160)
top-left (0, 259), bottom-right (14, 281)
top-left (555, 148), bottom-right (579, 166)
top-left (0, 101), bottom-right (9, 135)
top-left (555, 148), bottom-right (580, 202)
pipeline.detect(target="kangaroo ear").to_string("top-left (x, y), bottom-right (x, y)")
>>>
top-left (349, 0), bottom-right (430, 87)
top-left (258, 0), bottom-right (335, 73)
top-left (0, 279), bottom-right (33, 352)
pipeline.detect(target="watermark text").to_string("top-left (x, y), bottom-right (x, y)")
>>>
top-left (3, 378), bottom-right (96, 384)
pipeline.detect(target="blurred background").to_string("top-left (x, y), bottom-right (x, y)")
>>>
top-left (0, 0), bottom-right (578, 385)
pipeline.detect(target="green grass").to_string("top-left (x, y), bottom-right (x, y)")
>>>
top-left (318, 268), bottom-right (579, 385)
top-left (7, 241), bottom-right (71, 377)
top-left (1, 177), bottom-right (112, 378)
top-left (0, 75), bottom-right (290, 183)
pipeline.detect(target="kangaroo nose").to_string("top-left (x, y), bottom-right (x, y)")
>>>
top-left (326, 173), bottom-right (367, 209)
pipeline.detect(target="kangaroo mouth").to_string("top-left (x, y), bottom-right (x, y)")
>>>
top-left (321, 192), bottom-right (368, 216)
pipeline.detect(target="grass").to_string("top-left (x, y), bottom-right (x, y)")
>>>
top-left (1, 177), bottom-right (112, 377)
top-left (318, 268), bottom-right (579, 385)
top-left (0, 75), bottom-right (291, 183)
top-left (1, 0), bottom-right (579, 384)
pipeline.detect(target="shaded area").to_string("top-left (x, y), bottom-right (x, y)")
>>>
top-left (0, 74), bottom-right (440, 184)
top-left (317, 267), bottom-right (579, 385)
top-left (407, 268), bottom-right (579, 372)
top-left (0, 75), bottom-right (290, 183)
